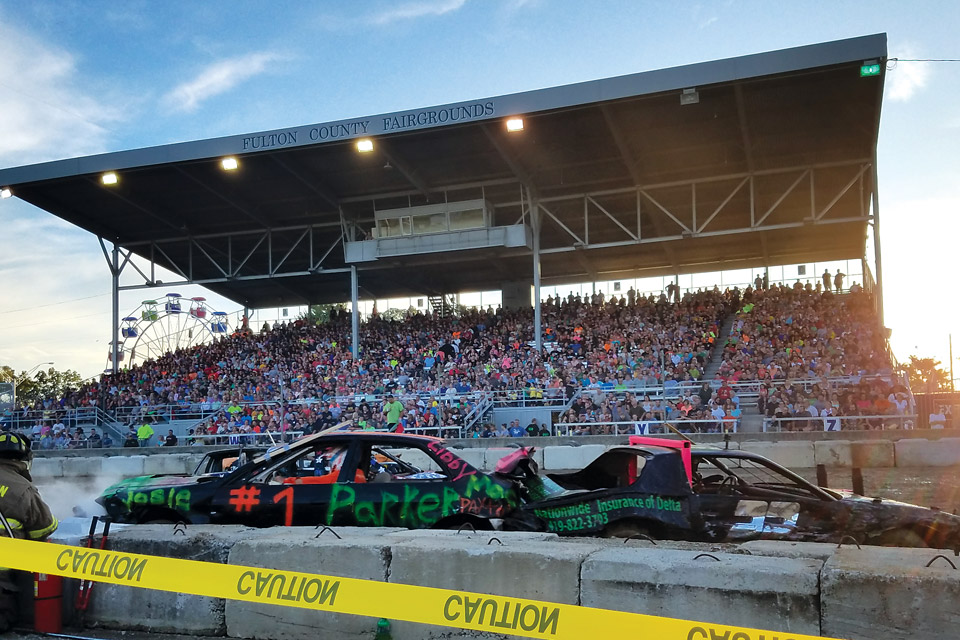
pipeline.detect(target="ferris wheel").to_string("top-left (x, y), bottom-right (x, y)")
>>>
top-left (107, 293), bottom-right (231, 369)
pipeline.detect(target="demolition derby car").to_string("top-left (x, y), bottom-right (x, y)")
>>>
top-left (522, 437), bottom-right (960, 549)
top-left (97, 432), bottom-right (525, 529)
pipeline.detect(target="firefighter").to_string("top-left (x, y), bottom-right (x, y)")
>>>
top-left (0, 432), bottom-right (58, 631)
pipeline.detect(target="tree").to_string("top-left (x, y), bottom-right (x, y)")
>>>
top-left (898, 355), bottom-right (951, 393)
top-left (0, 365), bottom-right (84, 407)
top-left (299, 303), bottom-right (347, 325)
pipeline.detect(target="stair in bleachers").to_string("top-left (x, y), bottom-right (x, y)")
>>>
top-left (702, 310), bottom-right (737, 380)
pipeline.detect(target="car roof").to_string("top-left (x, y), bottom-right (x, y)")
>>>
top-left (252, 429), bottom-right (444, 464)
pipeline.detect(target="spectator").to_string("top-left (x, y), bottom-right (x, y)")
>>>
top-left (164, 429), bottom-right (178, 446)
top-left (525, 418), bottom-right (541, 437)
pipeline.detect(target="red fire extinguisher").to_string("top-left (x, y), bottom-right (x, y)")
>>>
top-left (34, 572), bottom-right (62, 633)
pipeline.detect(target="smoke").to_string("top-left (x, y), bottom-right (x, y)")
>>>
top-left (35, 474), bottom-right (127, 521)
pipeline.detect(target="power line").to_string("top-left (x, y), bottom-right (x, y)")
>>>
top-left (890, 58), bottom-right (960, 62)
top-left (0, 293), bottom-right (110, 315)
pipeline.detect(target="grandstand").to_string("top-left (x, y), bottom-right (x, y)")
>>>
top-left (0, 34), bottom-right (911, 446)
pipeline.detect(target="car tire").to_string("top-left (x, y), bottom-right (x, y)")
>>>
top-left (602, 519), bottom-right (653, 539)
top-left (873, 528), bottom-right (929, 548)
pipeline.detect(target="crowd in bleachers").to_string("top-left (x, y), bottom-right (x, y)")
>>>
top-left (6, 281), bottom-right (905, 443)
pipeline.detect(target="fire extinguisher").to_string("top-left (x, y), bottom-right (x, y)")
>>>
top-left (34, 572), bottom-right (63, 633)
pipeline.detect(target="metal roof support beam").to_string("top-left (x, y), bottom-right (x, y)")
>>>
top-left (753, 169), bottom-right (810, 228)
top-left (151, 242), bottom-right (190, 280)
top-left (118, 248), bottom-right (153, 285)
top-left (734, 84), bottom-right (755, 172)
top-left (495, 160), bottom-right (871, 208)
top-left (379, 143), bottom-right (431, 197)
top-left (538, 215), bottom-right (869, 255)
top-left (539, 203), bottom-right (584, 245)
top-left (230, 232), bottom-right (268, 277)
top-left (122, 221), bottom-right (343, 247)
top-left (190, 238), bottom-right (229, 278)
top-left (271, 227), bottom-right (310, 276)
top-left (639, 189), bottom-right (692, 234)
top-left (94, 180), bottom-right (187, 235)
top-left (269, 155), bottom-right (340, 209)
top-left (698, 176), bottom-right (749, 233)
top-left (601, 104), bottom-right (643, 185)
top-left (587, 196), bottom-right (637, 241)
top-left (312, 235), bottom-right (343, 271)
top-left (814, 164), bottom-right (871, 220)
top-left (117, 267), bottom-right (353, 292)
top-left (482, 124), bottom-right (538, 197)
top-left (175, 168), bottom-right (273, 228)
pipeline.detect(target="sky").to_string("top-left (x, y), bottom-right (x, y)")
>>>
top-left (0, 0), bottom-right (958, 381)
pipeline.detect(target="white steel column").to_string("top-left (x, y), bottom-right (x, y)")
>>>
top-left (871, 157), bottom-right (884, 325)
top-left (532, 195), bottom-right (542, 351)
top-left (111, 243), bottom-right (120, 374)
top-left (351, 265), bottom-right (360, 359)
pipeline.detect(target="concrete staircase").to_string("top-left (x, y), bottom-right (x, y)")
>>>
top-left (702, 311), bottom-right (737, 381)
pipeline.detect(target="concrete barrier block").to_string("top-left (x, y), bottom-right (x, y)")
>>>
top-left (184, 453), bottom-right (206, 473)
top-left (738, 540), bottom-right (837, 561)
top-left (894, 438), bottom-right (960, 467)
top-left (102, 455), bottom-right (146, 477)
top-left (541, 444), bottom-right (607, 471)
top-left (483, 446), bottom-right (544, 471)
top-left (61, 456), bottom-right (102, 477)
top-left (581, 548), bottom-right (822, 635)
top-left (814, 440), bottom-right (852, 467)
top-left (226, 532), bottom-right (392, 639)
top-left (739, 441), bottom-right (815, 468)
top-left (851, 440), bottom-right (895, 468)
top-left (87, 525), bottom-right (264, 634)
top-left (143, 453), bottom-right (192, 475)
top-left (450, 446), bottom-right (486, 470)
top-left (387, 537), bottom-right (600, 640)
top-left (31, 456), bottom-right (64, 478)
top-left (385, 447), bottom-right (440, 471)
top-left (821, 547), bottom-right (960, 640)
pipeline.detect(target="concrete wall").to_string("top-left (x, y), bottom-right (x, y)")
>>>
top-left (30, 436), bottom-right (960, 481)
top-left (47, 525), bottom-right (960, 640)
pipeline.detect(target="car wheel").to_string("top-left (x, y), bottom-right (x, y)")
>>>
top-left (874, 528), bottom-right (929, 548)
top-left (602, 519), bottom-right (653, 539)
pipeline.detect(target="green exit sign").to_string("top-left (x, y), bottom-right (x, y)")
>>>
top-left (860, 63), bottom-right (881, 77)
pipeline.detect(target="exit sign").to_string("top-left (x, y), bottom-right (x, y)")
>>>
top-left (860, 63), bottom-right (881, 77)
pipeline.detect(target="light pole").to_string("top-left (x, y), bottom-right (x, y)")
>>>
top-left (11, 362), bottom-right (54, 407)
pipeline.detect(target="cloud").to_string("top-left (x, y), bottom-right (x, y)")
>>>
top-left (367, 0), bottom-right (468, 26)
top-left (888, 46), bottom-right (931, 102)
top-left (162, 51), bottom-right (286, 113)
top-left (0, 19), bottom-right (120, 167)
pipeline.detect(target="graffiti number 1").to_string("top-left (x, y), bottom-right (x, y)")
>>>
top-left (273, 486), bottom-right (295, 526)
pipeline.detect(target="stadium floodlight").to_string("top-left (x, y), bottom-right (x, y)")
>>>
top-left (506, 117), bottom-right (524, 132)
top-left (101, 172), bottom-right (119, 185)
top-left (356, 139), bottom-right (374, 153)
top-left (221, 157), bottom-right (239, 171)
top-left (0, 187), bottom-right (11, 199)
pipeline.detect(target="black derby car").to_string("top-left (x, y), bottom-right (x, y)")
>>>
top-left (522, 439), bottom-right (960, 549)
top-left (98, 432), bottom-right (526, 530)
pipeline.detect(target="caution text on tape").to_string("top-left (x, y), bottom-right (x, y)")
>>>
top-left (0, 537), bottom-right (838, 640)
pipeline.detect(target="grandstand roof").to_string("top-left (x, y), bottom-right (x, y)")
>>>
top-left (0, 34), bottom-right (887, 308)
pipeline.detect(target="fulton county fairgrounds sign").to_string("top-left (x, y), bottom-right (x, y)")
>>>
top-left (240, 101), bottom-right (497, 152)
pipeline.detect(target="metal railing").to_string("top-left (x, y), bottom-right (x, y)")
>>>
top-left (555, 419), bottom-right (739, 436)
top-left (762, 414), bottom-right (917, 432)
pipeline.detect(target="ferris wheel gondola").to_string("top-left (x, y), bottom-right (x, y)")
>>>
top-left (108, 294), bottom-right (231, 369)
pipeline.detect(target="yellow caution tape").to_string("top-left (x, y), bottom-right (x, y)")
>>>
top-left (0, 537), bottom-right (839, 640)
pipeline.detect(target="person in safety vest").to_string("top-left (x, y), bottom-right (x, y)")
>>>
top-left (0, 431), bottom-right (58, 631)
